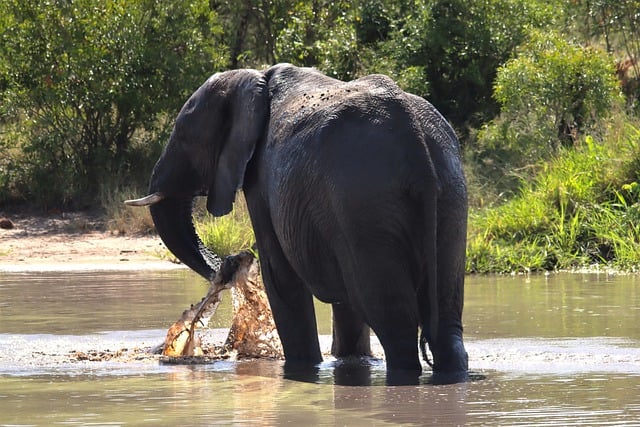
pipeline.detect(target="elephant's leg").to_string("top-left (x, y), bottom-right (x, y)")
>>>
top-left (259, 253), bottom-right (322, 365)
top-left (369, 313), bottom-right (420, 374)
top-left (427, 194), bottom-right (469, 384)
top-left (369, 309), bottom-right (421, 386)
top-left (345, 251), bottom-right (422, 378)
top-left (244, 187), bottom-right (323, 366)
top-left (330, 303), bottom-right (371, 358)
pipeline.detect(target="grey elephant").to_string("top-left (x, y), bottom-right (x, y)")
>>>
top-left (127, 64), bottom-right (468, 385)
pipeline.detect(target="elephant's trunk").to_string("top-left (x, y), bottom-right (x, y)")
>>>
top-left (149, 197), bottom-right (222, 281)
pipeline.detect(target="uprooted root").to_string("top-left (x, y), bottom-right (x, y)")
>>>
top-left (223, 252), bottom-right (283, 359)
top-left (161, 251), bottom-right (283, 360)
top-left (160, 275), bottom-right (230, 357)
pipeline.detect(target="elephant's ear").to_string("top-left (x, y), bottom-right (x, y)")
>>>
top-left (207, 70), bottom-right (269, 217)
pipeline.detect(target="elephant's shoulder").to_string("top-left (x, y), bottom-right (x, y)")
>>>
top-left (266, 63), bottom-right (339, 96)
top-left (353, 73), bottom-right (397, 87)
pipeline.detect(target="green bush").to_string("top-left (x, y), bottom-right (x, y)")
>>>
top-left (0, 0), bottom-right (226, 208)
top-left (471, 29), bottom-right (621, 196)
top-left (494, 30), bottom-right (620, 149)
top-left (467, 125), bottom-right (640, 273)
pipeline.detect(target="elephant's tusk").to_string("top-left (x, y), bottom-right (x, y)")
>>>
top-left (124, 192), bottom-right (165, 207)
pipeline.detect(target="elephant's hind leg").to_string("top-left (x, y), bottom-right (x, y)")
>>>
top-left (331, 303), bottom-right (372, 358)
top-left (345, 249), bottom-right (422, 380)
top-left (427, 189), bottom-right (469, 384)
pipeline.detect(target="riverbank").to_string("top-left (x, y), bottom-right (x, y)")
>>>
top-left (0, 210), bottom-right (181, 272)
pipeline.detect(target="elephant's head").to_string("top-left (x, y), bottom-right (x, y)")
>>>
top-left (126, 70), bottom-right (269, 281)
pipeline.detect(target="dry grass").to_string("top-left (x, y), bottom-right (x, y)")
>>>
top-left (102, 186), bottom-right (155, 235)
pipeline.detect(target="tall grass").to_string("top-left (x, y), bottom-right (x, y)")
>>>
top-left (195, 194), bottom-right (255, 257)
top-left (101, 185), bottom-right (155, 235)
top-left (467, 123), bottom-right (640, 273)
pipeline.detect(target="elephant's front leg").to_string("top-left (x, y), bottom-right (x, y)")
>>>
top-left (259, 254), bottom-right (322, 366)
top-left (331, 303), bottom-right (372, 358)
top-left (244, 188), bottom-right (323, 367)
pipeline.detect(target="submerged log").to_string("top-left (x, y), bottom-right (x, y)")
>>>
top-left (161, 251), bottom-right (282, 359)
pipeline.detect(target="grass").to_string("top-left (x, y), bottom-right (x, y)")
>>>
top-left (467, 123), bottom-right (640, 273)
top-left (101, 185), bottom-right (156, 235)
top-left (195, 194), bottom-right (255, 258)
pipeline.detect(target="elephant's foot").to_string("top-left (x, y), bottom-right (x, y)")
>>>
top-left (386, 367), bottom-right (422, 386)
top-left (282, 359), bottom-right (321, 383)
top-left (430, 369), bottom-right (469, 385)
top-left (330, 303), bottom-right (372, 358)
top-left (381, 338), bottom-right (423, 385)
top-left (429, 334), bottom-right (469, 385)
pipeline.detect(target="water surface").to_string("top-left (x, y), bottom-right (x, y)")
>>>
top-left (0, 270), bottom-right (638, 425)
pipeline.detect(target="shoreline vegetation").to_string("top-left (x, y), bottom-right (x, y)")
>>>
top-left (3, 1), bottom-right (640, 274)
top-left (467, 123), bottom-right (640, 274)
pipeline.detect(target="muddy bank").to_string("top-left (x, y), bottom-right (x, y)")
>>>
top-left (0, 211), bottom-right (178, 271)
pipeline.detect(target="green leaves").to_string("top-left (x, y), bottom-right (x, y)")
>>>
top-left (467, 127), bottom-right (640, 273)
top-left (0, 0), bottom-right (225, 207)
top-left (495, 30), bottom-right (620, 143)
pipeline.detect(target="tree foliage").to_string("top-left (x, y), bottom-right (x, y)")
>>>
top-left (375, 0), bottom-right (560, 131)
top-left (213, 0), bottom-right (367, 80)
top-left (0, 0), bottom-right (632, 210)
top-left (0, 0), bottom-right (225, 206)
top-left (494, 30), bottom-right (619, 148)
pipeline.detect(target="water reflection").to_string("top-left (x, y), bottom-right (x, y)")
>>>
top-left (0, 269), bottom-right (639, 425)
top-left (0, 270), bottom-right (232, 334)
top-left (464, 273), bottom-right (640, 340)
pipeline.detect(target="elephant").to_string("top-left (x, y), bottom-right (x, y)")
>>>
top-left (127, 63), bottom-right (468, 385)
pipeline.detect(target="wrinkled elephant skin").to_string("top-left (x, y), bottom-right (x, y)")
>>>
top-left (137, 64), bottom-right (468, 384)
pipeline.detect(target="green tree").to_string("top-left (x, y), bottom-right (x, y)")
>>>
top-left (472, 29), bottom-right (620, 194)
top-left (212, 0), bottom-right (285, 68)
top-left (213, 0), bottom-right (385, 80)
top-left (493, 30), bottom-right (620, 148)
top-left (377, 0), bottom-right (559, 133)
top-left (0, 0), bottom-right (226, 207)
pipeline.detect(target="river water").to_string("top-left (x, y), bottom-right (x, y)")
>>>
top-left (0, 269), bottom-right (638, 425)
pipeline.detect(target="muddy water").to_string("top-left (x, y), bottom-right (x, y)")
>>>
top-left (0, 270), bottom-right (639, 425)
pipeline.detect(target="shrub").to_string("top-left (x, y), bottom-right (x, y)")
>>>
top-left (467, 124), bottom-right (640, 273)
top-left (493, 30), bottom-right (621, 150)
top-left (0, 0), bottom-right (226, 208)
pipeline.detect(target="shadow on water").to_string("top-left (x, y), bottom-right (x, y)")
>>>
top-left (0, 269), bottom-right (639, 425)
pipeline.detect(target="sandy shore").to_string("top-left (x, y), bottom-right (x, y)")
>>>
top-left (0, 210), bottom-right (182, 272)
